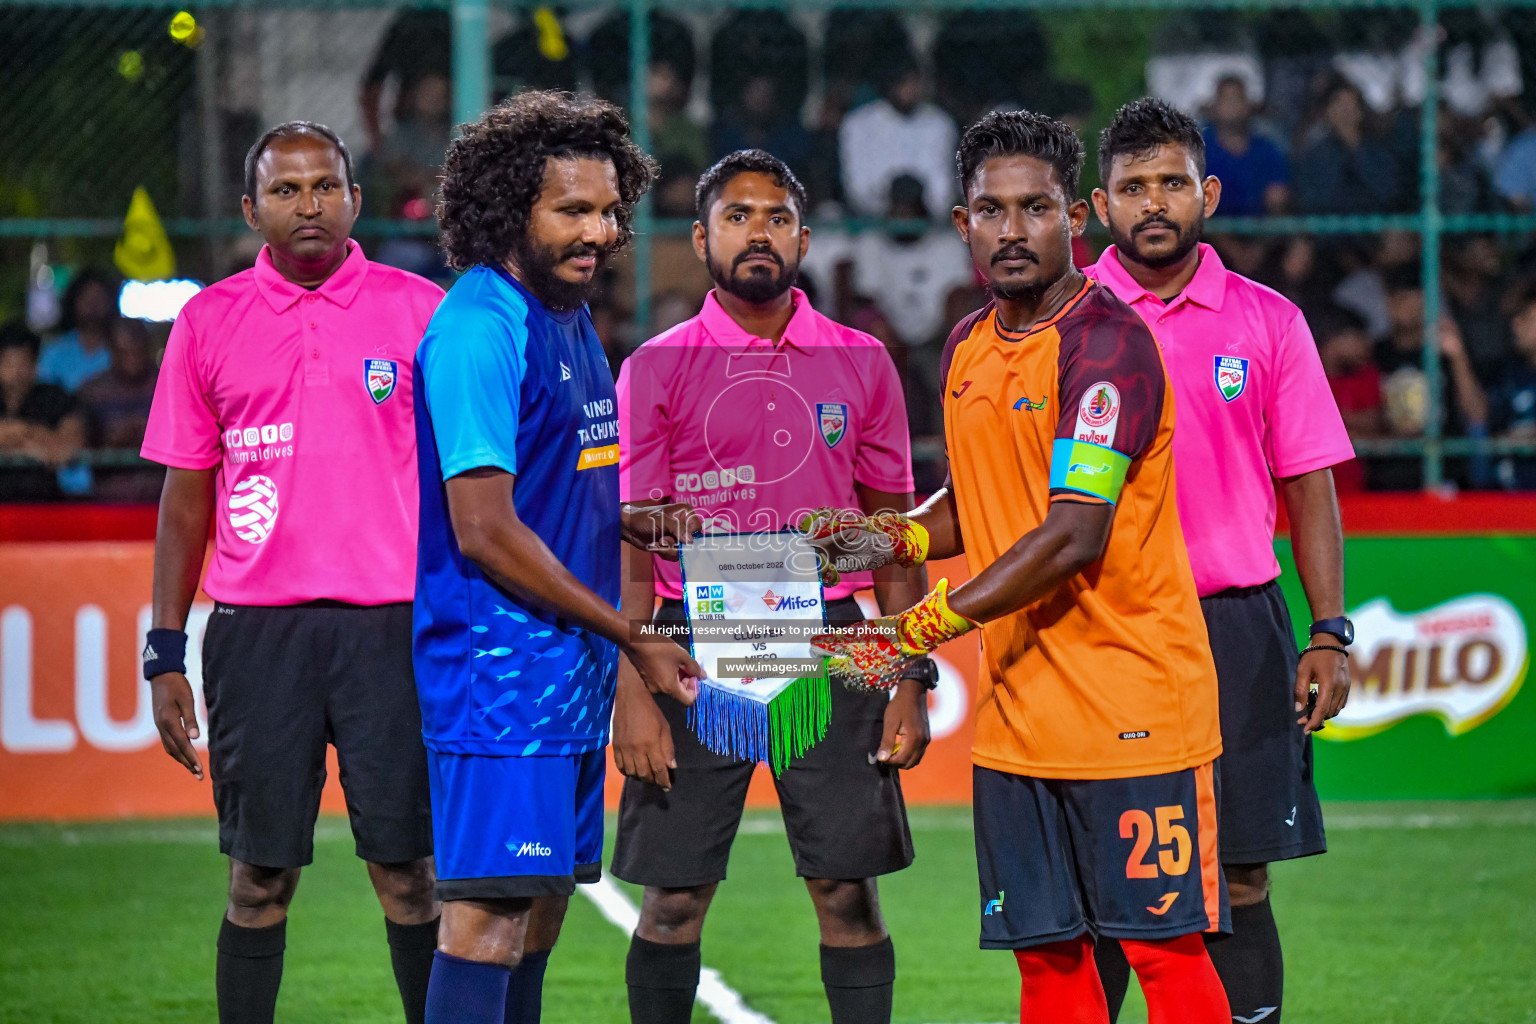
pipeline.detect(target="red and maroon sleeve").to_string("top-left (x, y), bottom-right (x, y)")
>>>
top-left (1053, 290), bottom-right (1166, 461)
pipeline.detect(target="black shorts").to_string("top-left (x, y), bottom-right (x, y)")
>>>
top-left (1202, 581), bottom-right (1327, 865)
top-left (202, 601), bottom-right (433, 869)
top-left (973, 763), bottom-right (1228, 949)
top-left (610, 596), bottom-right (914, 888)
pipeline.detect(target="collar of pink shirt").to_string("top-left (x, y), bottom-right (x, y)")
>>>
top-left (1093, 241), bottom-right (1229, 314)
top-left (697, 286), bottom-right (821, 355)
top-left (252, 239), bottom-right (369, 313)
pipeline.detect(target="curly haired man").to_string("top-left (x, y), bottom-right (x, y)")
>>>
top-left (413, 90), bottom-right (705, 1024)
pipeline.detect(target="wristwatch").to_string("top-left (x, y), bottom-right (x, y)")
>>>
top-left (898, 656), bottom-right (940, 691)
top-left (1309, 616), bottom-right (1354, 646)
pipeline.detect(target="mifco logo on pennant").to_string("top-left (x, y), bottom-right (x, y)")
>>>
top-left (1214, 356), bottom-right (1249, 403)
top-left (817, 402), bottom-right (848, 449)
top-left (365, 359), bottom-right (398, 404)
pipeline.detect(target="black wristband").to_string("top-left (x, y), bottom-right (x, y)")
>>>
top-left (1299, 643), bottom-right (1349, 659)
top-left (143, 628), bottom-right (188, 680)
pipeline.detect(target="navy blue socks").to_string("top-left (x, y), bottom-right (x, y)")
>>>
top-left (425, 950), bottom-right (511, 1024)
top-left (505, 948), bottom-right (551, 1023)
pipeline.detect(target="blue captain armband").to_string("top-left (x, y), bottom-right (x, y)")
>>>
top-left (1048, 439), bottom-right (1131, 505)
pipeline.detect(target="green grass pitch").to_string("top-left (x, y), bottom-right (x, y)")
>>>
top-left (2, 801), bottom-right (1534, 1023)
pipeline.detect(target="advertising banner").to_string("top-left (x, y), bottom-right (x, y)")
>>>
top-left (1278, 537), bottom-right (1536, 800)
top-left (0, 543), bottom-right (981, 819)
top-left (3, 530), bottom-right (1533, 819)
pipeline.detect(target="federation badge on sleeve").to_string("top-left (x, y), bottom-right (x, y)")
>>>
top-left (817, 402), bottom-right (848, 449)
top-left (1073, 381), bottom-right (1120, 447)
top-left (366, 359), bottom-right (398, 404)
top-left (1215, 356), bottom-right (1249, 403)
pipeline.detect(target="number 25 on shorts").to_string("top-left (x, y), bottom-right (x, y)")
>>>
top-left (1120, 805), bottom-right (1192, 878)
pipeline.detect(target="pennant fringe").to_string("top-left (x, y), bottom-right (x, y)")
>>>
top-left (687, 670), bottom-right (832, 775)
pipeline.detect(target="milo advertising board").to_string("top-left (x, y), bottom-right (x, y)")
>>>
top-left (1276, 537), bottom-right (1536, 800)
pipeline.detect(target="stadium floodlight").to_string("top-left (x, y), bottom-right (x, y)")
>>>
top-left (118, 279), bottom-right (202, 322)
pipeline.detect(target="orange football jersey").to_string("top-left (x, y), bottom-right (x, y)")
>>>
top-left (940, 281), bottom-right (1221, 780)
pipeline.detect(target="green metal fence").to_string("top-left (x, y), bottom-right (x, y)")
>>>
top-left (3, 0), bottom-right (1536, 487)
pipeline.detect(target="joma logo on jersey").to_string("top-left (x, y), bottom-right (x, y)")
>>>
top-left (509, 841), bottom-right (553, 857)
top-left (1215, 356), bottom-right (1249, 402)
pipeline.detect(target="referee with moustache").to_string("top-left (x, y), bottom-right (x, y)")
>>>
top-left (141, 122), bottom-right (445, 1024)
top-left (1085, 99), bottom-right (1356, 1024)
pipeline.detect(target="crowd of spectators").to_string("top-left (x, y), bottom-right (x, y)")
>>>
top-left (5, 6), bottom-right (1536, 500)
top-left (0, 269), bottom-right (162, 502)
top-left (1234, 231), bottom-right (1536, 494)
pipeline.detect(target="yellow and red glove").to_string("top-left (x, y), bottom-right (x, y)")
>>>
top-left (810, 578), bottom-right (977, 692)
top-left (796, 507), bottom-right (930, 587)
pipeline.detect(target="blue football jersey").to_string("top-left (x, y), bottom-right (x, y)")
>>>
top-left (413, 265), bottom-right (621, 756)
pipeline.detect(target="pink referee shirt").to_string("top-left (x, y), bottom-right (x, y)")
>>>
top-left (142, 242), bottom-right (443, 605)
top-left (618, 288), bottom-right (914, 601)
top-left (1085, 243), bottom-right (1353, 596)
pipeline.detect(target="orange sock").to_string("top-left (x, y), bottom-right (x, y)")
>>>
top-left (1013, 935), bottom-right (1110, 1024)
top-left (1121, 934), bottom-right (1231, 1024)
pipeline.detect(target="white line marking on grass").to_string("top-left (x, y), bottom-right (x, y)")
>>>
top-left (1325, 809), bottom-right (1536, 829)
top-left (579, 876), bottom-right (776, 1024)
top-left (0, 820), bottom-right (352, 846)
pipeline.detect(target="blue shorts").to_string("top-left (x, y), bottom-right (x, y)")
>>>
top-left (428, 747), bottom-right (606, 901)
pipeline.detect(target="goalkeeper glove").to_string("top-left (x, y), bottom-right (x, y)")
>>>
top-left (810, 578), bottom-right (977, 692)
top-left (796, 507), bottom-right (930, 586)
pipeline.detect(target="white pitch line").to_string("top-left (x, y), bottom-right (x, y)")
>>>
top-left (1325, 809), bottom-right (1536, 830)
top-left (579, 875), bottom-right (776, 1024)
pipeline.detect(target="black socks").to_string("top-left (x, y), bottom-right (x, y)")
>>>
top-left (1206, 896), bottom-right (1284, 1023)
top-left (216, 918), bottom-right (286, 1024)
top-left (506, 948), bottom-right (552, 1024)
top-left (1094, 936), bottom-right (1133, 1022)
top-left (386, 916), bottom-right (440, 1024)
top-left (820, 938), bottom-right (896, 1024)
top-left (626, 935), bottom-right (702, 1024)
top-left (626, 934), bottom-right (896, 1024)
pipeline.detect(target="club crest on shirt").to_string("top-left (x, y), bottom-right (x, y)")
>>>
top-left (1215, 355), bottom-right (1249, 403)
top-left (1074, 381), bottom-right (1120, 447)
top-left (365, 359), bottom-right (397, 404)
top-left (817, 402), bottom-right (848, 449)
